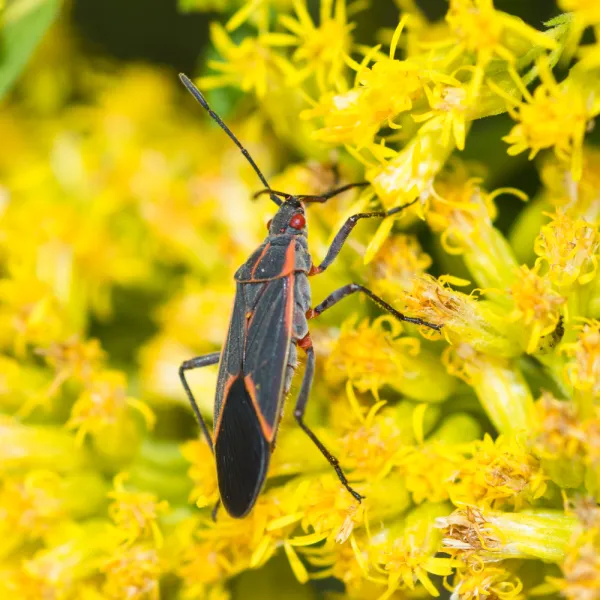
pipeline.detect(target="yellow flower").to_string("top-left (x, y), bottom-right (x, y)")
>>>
top-left (295, 475), bottom-right (364, 545)
top-left (181, 439), bottom-right (220, 509)
top-left (402, 275), bottom-right (511, 355)
top-left (0, 471), bottom-right (64, 551)
top-left (271, 0), bottom-right (355, 90)
top-left (177, 536), bottom-right (231, 597)
top-left (302, 20), bottom-right (458, 147)
top-left (372, 503), bottom-right (456, 598)
top-left (534, 392), bottom-right (586, 459)
top-left (534, 210), bottom-right (599, 289)
top-left (507, 265), bottom-right (565, 354)
top-left (107, 473), bottom-right (169, 547)
top-left (444, 0), bottom-right (556, 97)
top-left (67, 370), bottom-right (155, 446)
top-left (558, 0), bottom-right (600, 27)
top-left (223, 0), bottom-right (294, 33)
top-left (303, 532), bottom-right (371, 595)
top-left (427, 165), bottom-right (514, 252)
top-left (415, 83), bottom-right (470, 150)
top-left (36, 336), bottom-right (106, 398)
top-left (398, 442), bottom-right (465, 504)
top-left (449, 434), bottom-right (547, 510)
top-left (102, 544), bottom-right (161, 600)
top-left (539, 147), bottom-right (600, 221)
top-left (550, 497), bottom-right (600, 600)
top-left (325, 315), bottom-right (455, 402)
top-left (448, 564), bottom-right (524, 600)
top-left (438, 505), bottom-right (576, 563)
top-left (301, 88), bottom-right (380, 146)
top-left (562, 319), bottom-right (600, 398)
top-left (367, 234), bottom-right (432, 299)
top-left (444, 345), bottom-right (535, 433)
top-left (0, 267), bottom-right (65, 357)
top-left (17, 521), bottom-right (120, 599)
top-left (426, 162), bottom-right (524, 287)
top-left (501, 60), bottom-right (600, 181)
top-left (199, 23), bottom-right (292, 97)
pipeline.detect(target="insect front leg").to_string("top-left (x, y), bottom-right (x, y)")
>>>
top-left (179, 352), bottom-right (220, 453)
top-left (310, 200), bottom-right (418, 275)
top-left (308, 283), bottom-right (441, 331)
top-left (294, 336), bottom-right (364, 503)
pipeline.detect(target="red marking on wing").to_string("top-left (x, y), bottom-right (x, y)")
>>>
top-left (214, 374), bottom-right (237, 441)
top-left (244, 375), bottom-right (273, 441)
top-left (250, 242), bottom-right (271, 279)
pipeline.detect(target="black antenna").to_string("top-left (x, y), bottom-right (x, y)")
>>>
top-left (179, 73), bottom-right (281, 207)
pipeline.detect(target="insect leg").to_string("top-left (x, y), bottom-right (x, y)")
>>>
top-left (294, 340), bottom-right (364, 502)
top-left (179, 352), bottom-right (220, 453)
top-left (308, 283), bottom-right (441, 331)
top-left (310, 200), bottom-right (418, 274)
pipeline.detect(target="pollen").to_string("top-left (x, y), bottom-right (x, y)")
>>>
top-left (534, 211), bottom-right (599, 288)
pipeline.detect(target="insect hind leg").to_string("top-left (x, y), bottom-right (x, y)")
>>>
top-left (179, 352), bottom-right (220, 453)
top-left (295, 340), bottom-right (363, 503)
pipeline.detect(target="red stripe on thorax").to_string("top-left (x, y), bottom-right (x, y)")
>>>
top-left (250, 243), bottom-right (271, 279)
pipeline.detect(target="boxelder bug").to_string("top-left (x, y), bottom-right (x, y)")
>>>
top-left (178, 74), bottom-right (441, 519)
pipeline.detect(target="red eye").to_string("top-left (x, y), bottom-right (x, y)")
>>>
top-left (289, 213), bottom-right (306, 230)
top-left (266, 218), bottom-right (272, 230)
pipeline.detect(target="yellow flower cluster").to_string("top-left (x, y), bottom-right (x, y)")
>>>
top-left (2, 0), bottom-right (600, 598)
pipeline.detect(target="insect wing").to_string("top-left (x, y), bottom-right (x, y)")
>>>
top-left (213, 277), bottom-right (294, 518)
top-left (242, 274), bottom-right (294, 437)
top-left (213, 284), bottom-right (245, 421)
top-left (214, 374), bottom-right (270, 518)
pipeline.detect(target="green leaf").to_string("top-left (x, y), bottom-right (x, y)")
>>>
top-left (0, 0), bottom-right (61, 100)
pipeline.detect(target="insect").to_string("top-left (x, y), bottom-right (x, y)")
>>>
top-left (178, 73), bottom-right (441, 519)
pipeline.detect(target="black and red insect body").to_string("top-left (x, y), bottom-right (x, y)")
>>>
top-left (178, 74), bottom-right (441, 519)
